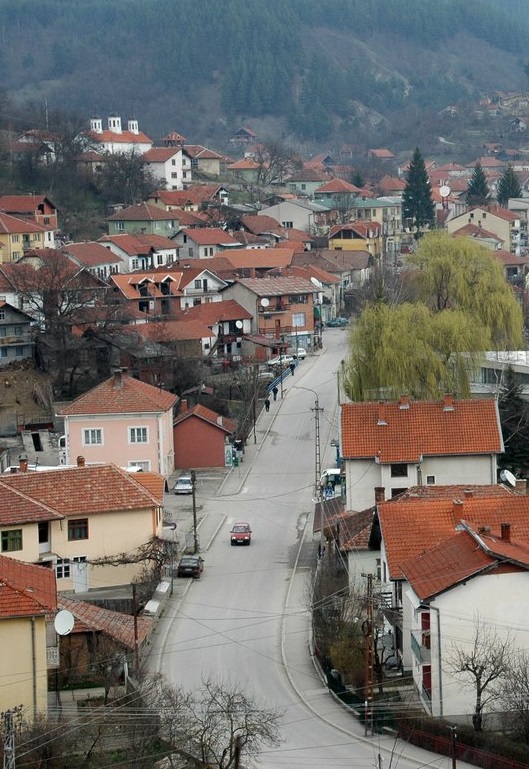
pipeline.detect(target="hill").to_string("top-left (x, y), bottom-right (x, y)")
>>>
top-left (1, 0), bottom-right (528, 151)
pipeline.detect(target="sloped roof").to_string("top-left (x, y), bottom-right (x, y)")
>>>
top-left (66, 242), bottom-right (124, 267)
top-left (234, 275), bottom-right (315, 296)
top-left (143, 147), bottom-right (180, 162)
top-left (107, 203), bottom-right (177, 222)
top-left (451, 223), bottom-right (502, 241)
top-left (174, 403), bottom-right (236, 434)
top-left (368, 148), bottom-right (395, 159)
top-left (1, 464), bottom-right (161, 517)
top-left (330, 221), bottom-right (381, 238)
top-left (292, 248), bottom-right (372, 272)
top-left (180, 227), bottom-right (240, 247)
top-left (110, 271), bottom-right (184, 300)
top-left (341, 398), bottom-right (502, 462)
top-left (131, 319), bottom-right (212, 341)
top-left (0, 195), bottom-right (56, 213)
top-left (59, 370), bottom-right (177, 416)
top-left (222, 248), bottom-right (295, 271)
top-left (315, 178), bottom-right (361, 194)
top-left (151, 185), bottom-right (225, 207)
top-left (0, 212), bottom-right (47, 234)
top-left (86, 129), bottom-right (152, 145)
top-left (59, 597), bottom-right (151, 649)
top-left (174, 298), bottom-right (252, 325)
top-left (99, 233), bottom-right (178, 255)
top-left (184, 144), bottom-right (223, 160)
top-left (0, 555), bottom-right (57, 619)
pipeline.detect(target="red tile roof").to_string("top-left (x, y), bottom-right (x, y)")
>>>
top-left (316, 178), bottom-right (362, 194)
top-left (131, 319), bottom-right (212, 342)
top-left (66, 242), bottom-right (124, 267)
top-left (107, 203), bottom-right (177, 222)
top-left (0, 555), bottom-right (57, 618)
top-left (341, 398), bottom-right (502, 462)
top-left (174, 298), bottom-right (252, 325)
top-left (235, 275), bottom-right (316, 296)
top-left (180, 227), bottom-right (240, 247)
top-left (59, 597), bottom-right (151, 649)
top-left (174, 404), bottom-right (236, 434)
top-left (0, 212), bottom-right (47, 234)
top-left (1, 464), bottom-right (161, 517)
top-left (99, 233), bottom-right (178, 255)
top-left (0, 195), bottom-right (56, 214)
top-left (59, 370), bottom-right (177, 416)
top-left (143, 147), bottom-right (180, 162)
top-left (151, 185), bottom-right (225, 208)
top-left (222, 248), bottom-right (295, 271)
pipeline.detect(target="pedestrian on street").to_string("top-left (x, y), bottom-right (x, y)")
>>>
top-left (289, 362), bottom-right (295, 376)
top-left (272, 386), bottom-right (278, 401)
top-left (264, 398), bottom-right (270, 412)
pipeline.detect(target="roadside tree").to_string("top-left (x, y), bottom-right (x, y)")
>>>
top-left (498, 650), bottom-right (529, 743)
top-left (445, 616), bottom-right (513, 732)
top-left (402, 147), bottom-right (435, 237)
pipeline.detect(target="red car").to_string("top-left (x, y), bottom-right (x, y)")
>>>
top-left (230, 522), bottom-right (252, 546)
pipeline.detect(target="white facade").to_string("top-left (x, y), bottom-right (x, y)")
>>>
top-left (179, 270), bottom-right (227, 308)
top-left (344, 454), bottom-right (498, 511)
top-left (144, 148), bottom-right (193, 190)
top-left (98, 239), bottom-right (179, 273)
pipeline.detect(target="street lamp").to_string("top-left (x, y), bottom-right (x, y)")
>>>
top-left (190, 470), bottom-right (198, 554)
top-left (294, 385), bottom-right (323, 500)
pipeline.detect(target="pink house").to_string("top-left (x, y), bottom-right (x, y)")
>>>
top-left (59, 369), bottom-right (178, 478)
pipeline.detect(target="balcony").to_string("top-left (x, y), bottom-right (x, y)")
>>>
top-left (411, 630), bottom-right (431, 664)
top-left (258, 325), bottom-right (293, 336)
top-left (0, 334), bottom-right (33, 346)
top-left (258, 304), bottom-right (290, 314)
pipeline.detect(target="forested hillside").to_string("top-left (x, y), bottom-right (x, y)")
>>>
top-left (1, 0), bottom-right (528, 147)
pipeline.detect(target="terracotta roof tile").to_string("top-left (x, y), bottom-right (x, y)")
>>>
top-left (0, 555), bottom-right (57, 618)
top-left (341, 398), bottom-right (502, 462)
top-left (66, 242), bottom-right (124, 267)
top-left (316, 178), bottom-right (361, 194)
top-left (174, 404), bottom-right (236, 434)
top-left (180, 227), bottom-right (240, 247)
top-left (107, 203), bottom-right (177, 222)
top-left (59, 597), bottom-right (151, 649)
top-left (59, 371), bottom-right (177, 416)
top-left (174, 298), bottom-right (252, 325)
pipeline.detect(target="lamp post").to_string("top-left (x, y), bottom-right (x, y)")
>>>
top-left (294, 385), bottom-right (323, 500)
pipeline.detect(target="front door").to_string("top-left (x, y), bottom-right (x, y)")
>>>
top-left (72, 556), bottom-right (88, 593)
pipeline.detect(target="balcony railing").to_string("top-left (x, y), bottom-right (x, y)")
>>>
top-left (411, 630), bottom-right (431, 663)
top-left (258, 304), bottom-right (290, 314)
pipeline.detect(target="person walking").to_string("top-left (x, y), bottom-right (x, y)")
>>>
top-left (272, 386), bottom-right (278, 401)
top-left (264, 398), bottom-right (270, 412)
top-left (289, 362), bottom-right (295, 376)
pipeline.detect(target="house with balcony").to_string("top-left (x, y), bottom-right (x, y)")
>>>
top-left (110, 269), bottom-right (185, 316)
top-left (220, 276), bottom-right (316, 358)
top-left (98, 233), bottom-right (179, 272)
top-left (0, 459), bottom-right (165, 592)
top-left (258, 198), bottom-right (331, 234)
top-left (178, 266), bottom-right (228, 308)
top-left (0, 301), bottom-right (35, 366)
top-left (376, 485), bottom-right (529, 720)
top-left (174, 299), bottom-right (253, 357)
top-left (329, 221), bottom-right (383, 261)
top-left (446, 206), bottom-right (523, 255)
top-left (59, 368), bottom-right (177, 476)
top-left (172, 227), bottom-right (240, 259)
top-left (0, 555), bottom-right (57, 718)
top-left (340, 396), bottom-right (503, 511)
top-left (0, 212), bottom-right (55, 262)
top-left (65, 241), bottom-right (124, 279)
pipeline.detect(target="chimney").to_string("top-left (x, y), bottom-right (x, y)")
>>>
top-left (374, 487), bottom-right (385, 504)
top-left (443, 394), bottom-right (455, 411)
top-left (377, 401), bottom-right (387, 425)
top-left (452, 499), bottom-right (463, 517)
top-left (464, 489), bottom-right (474, 499)
top-left (77, 455), bottom-right (86, 468)
top-left (113, 368), bottom-right (125, 389)
top-left (515, 479), bottom-right (527, 495)
top-left (399, 395), bottom-right (410, 410)
top-left (18, 454), bottom-right (28, 473)
top-left (181, 399), bottom-right (188, 413)
top-left (501, 522), bottom-right (511, 543)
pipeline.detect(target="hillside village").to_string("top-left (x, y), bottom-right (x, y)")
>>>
top-left (4, 103), bottom-right (529, 767)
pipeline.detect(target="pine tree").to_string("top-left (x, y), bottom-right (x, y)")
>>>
top-left (402, 147), bottom-right (435, 237)
top-left (497, 164), bottom-right (522, 206)
top-left (498, 367), bottom-right (529, 478)
top-left (466, 162), bottom-right (490, 206)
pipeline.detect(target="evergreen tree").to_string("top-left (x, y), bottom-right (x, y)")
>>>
top-left (498, 367), bottom-right (529, 478)
top-left (497, 163), bottom-right (522, 206)
top-left (402, 147), bottom-right (435, 237)
top-left (466, 162), bottom-right (490, 206)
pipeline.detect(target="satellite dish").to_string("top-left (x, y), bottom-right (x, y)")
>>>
top-left (260, 297), bottom-right (270, 307)
top-left (235, 320), bottom-right (243, 329)
top-left (54, 609), bottom-right (75, 636)
top-left (439, 185), bottom-right (451, 198)
top-left (500, 469), bottom-right (516, 488)
top-left (311, 277), bottom-right (323, 289)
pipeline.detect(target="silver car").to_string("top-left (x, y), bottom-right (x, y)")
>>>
top-left (174, 474), bottom-right (193, 494)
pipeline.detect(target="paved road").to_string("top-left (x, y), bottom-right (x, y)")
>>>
top-left (149, 329), bottom-right (475, 769)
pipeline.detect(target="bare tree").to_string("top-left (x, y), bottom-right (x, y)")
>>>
top-left (497, 650), bottom-right (529, 743)
top-left (144, 674), bottom-right (284, 769)
top-left (254, 140), bottom-right (299, 187)
top-left (445, 615), bottom-right (514, 731)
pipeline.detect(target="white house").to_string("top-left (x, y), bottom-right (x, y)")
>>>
top-left (142, 146), bottom-right (193, 190)
top-left (340, 396), bottom-right (503, 511)
top-left (85, 115), bottom-right (153, 155)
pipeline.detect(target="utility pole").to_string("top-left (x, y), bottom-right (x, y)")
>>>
top-left (450, 725), bottom-right (457, 769)
top-left (312, 395), bottom-right (324, 500)
top-left (363, 573), bottom-right (375, 737)
top-left (191, 470), bottom-right (198, 554)
top-left (132, 584), bottom-right (139, 676)
top-left (3, 710), bottom-right (15, 769)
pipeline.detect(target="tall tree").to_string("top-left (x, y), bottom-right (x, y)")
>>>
top-left (402, 147), bottom-right (435, 237)
top-left (497, 366), bottom-right (529, 478)
top-left (497, 163), bottom-right (522, 206)
top-left (466, 161), bottom-right (490, 206)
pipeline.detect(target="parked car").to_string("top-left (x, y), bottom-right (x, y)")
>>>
top-left (176, 554), bottom-right (204, 578)
top-left (294, 348), bottom-right (307, 359)
top-left (174, 473), bottom-right (193, 494)
top-left (230, 522), bottom-right (252, 545)
top-left (326, 317), bottom-right (348, 327)
top-left (268, 355), bottom-right (294, 367)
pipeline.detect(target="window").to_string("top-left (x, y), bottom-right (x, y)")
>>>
top-left (116, 221), bottom-right (124, 231)
top-left (426, 475), bottom-right (435, 484)
top-left (1, 529), bottom-right (22, 552)
top-left (157, 254), bottom-right (163, 265)
top-left (282, 221), bottom-right (293, 228)
top-left (0, 349), bottom-right (6, 358)
top-left (171, 172), bottom-right (177, 178)
top-left (194, 279), bottom-right (201, 289)
top-left (390, 463), bottom-right (407, 477)
top-left (15, 346), bottom-right (24, 357)
top-left (171, 159), bottom-right (176, 166)
top-left (12, 234), bottom-right (19, 243)
top-left (391, 487), bottom-right (407, 497)
top-left (43, 216), bottom-right (50, 225)
top-left (130, 427), bottom-right (148, 444)
top-left (0, 309), bottom-right (4, 320)
top-left (129, 460), bottom-right (150, 471)
top-left (292, 312), bottom-right (306, 328)
top-left (56, 558), bottom-right (71, 578)
top-left (83, 428), bottom-right (102, 445)
top-left (68, 518), bottom-right (88, 541)
top-left (131, 258), bottom-right (138, 270)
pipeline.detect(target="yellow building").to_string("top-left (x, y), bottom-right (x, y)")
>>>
top-left (0, 212), bottom-right (55, 262)
top-left (328, 221), bottom-right (383, 259)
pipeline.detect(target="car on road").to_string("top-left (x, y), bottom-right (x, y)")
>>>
top-left (176, 554), bottom-right (204, 578)
top-left (174, 473), bottom-right (193, 494)
top-left (326, 317), bottom-right (348, 327)
top-left (230, 522), bottom-right (252, 545)
top-left (294, 347), bottom-right (307, 359)
top-left (268, 355), bottom-right (294, 368)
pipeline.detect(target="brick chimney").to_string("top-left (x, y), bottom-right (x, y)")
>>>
top-left (181, 399), bottom-right (188, 413)
top-left (77, 455), bottom-right (86, 468)
top-left (452, 499), bottom-right (463, 516)
top-left (501, 522), bottom-right (511, 543)
top-left (443, 394), bottom-right (455, 411)
top-left (113, 368), bottom-right (125, 389)
top-left (18, 454), bottom-right (28, 473)
top-left (377, 401), bottom-right (387, 425)
top-left (399, 395), bottom-right (410, 410)
top-left (374, 487), bottom-right (385, 504)
top-left (464, 489), bottom-right (474, 499)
